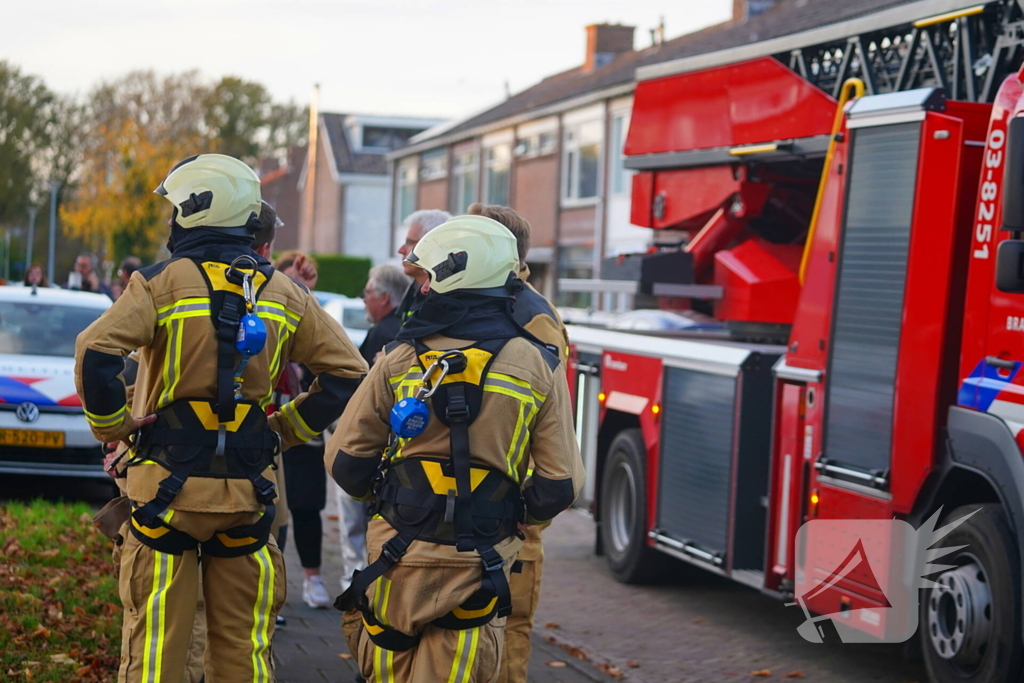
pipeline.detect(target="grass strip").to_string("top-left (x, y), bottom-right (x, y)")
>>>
top-left (0, 499), bottom-right (120, 682)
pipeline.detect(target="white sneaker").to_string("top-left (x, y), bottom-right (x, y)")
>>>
top-left (303, 575), bottom-right (333, 609)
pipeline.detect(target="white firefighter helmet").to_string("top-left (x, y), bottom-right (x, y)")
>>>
top-left (405, 215), bottom-right (518, 294)
top-left (154, 154), bottom-right (261, 230)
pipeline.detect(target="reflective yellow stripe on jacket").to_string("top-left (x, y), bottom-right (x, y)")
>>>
top-left (484, 372), bottom-right (546, 481)
top-left (84, 405), bottom-right (126, 428)
top-left (258, 302), bottom-right (302, 408)
top-left (156, 297), bottom-right (211, 408)
top-left (388, 364), bottom-right (546, 481)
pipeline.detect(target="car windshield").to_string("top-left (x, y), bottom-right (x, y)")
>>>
top-left (0, 301), bottom-right (104, 357)
top-left (342, 305), bottom-right (370, 331)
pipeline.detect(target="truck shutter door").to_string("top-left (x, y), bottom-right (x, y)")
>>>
top-left (824, 122), bottom-right (921, 477)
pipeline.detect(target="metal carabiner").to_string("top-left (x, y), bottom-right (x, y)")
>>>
top-left (415, 350), bottom-right (466, 400)
top-left (415, 360), bottom-right (450, 400)
top-left (241, 272), bottom-right (255, 312)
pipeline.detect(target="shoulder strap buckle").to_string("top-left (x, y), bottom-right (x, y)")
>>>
top-left (380, 536), bottom-right (410, 567)
top-left (482, 554), bottom-right (505, 574)
top-left (446, 392), bottom-right (469, 422)
top-left (155, 472), bottom-right (187, 503)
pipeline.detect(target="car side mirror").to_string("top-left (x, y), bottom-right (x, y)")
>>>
top-left (996, 117), bottom-right (1024, 292)
top-left (997, 240), bottom-right (1024, 292)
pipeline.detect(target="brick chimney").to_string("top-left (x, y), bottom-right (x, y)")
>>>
top-left (584, 24), bottom-right (635, 72)
top-left (733, 0), bottom-right (779, 22)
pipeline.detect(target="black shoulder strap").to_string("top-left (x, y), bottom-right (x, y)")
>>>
top-left (528, 339), bottom-right (561, 371)
top-left (138, 257), bottom-right (180, 282)
top-left (191, 259), bottom-right (244, 423)
top-left (384, 339), bottom-right (409, 355)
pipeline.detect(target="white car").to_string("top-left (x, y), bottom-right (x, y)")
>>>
top-left (316, 292), bottom-right (370, 348)
top-left (0, 286), bottom-right (111, 479)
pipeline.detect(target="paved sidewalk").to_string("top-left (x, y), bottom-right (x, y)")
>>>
top-left (272, 502), bottom-right (602, 683)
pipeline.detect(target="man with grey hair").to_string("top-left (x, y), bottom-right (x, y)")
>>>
top-left (394, 209), bottom-right (451, 322)
top-left (358, 263), bottom-right (411, 366)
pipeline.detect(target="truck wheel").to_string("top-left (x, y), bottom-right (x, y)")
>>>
top-left (600, 428), bottom-right (667, 583)
top-left (921, 504), bottom-right (1024, 683)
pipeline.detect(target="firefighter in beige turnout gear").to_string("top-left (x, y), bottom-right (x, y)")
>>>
top-left (75, 154), bottom-right (368, 682)
top-left (328, 215), bottom-right (584, 682)
top-left (464, 203), bottom-right (569, 683)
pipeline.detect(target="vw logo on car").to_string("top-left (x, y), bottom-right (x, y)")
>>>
top-left (16, 401), bottom-right (40, 424)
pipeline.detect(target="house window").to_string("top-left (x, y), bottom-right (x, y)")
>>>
top-left (611, 114), bottom-right (631, 195)
top-left (452, 151), bottom-right (478, 212)
top-left (538, 132), bottom-right (557, 155)
top-left (557, 244), bottom-right (595, 308)
top-left (363, 126), bottom-right (418, 151)
top-left (484, 145), bottom-right (511, 206)
top-left (562, 120), bottom-right (602, 203)
top-left (420, 148), bottom-right (447, 181)
top-left (514, 131), bottom-right (557, 159)
top-left (396, 159), bottom-right (417, 222)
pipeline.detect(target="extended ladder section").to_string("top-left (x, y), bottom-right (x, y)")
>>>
top-left (638, 0), bottom-right (1024, 104)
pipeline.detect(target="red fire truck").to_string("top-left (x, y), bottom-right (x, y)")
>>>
top-left (566, 2), bottom-right (1024, 680)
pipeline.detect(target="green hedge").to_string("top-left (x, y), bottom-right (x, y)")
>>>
top-left (310, 253), bottom-right (372, 298)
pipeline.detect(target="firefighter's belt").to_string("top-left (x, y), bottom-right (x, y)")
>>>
top-left (130, 398), bottom-right (278, 528)
top-left (375, 458), bottom-right (523, 545)
top-left (129, 503), bottom-right (276, 557)
top-left (335, 337), bottom-right (523, 641)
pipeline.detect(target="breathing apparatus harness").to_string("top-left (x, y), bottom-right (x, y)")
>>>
top-left (127, 254), bottom-right (281, 557)
top-left (336, 337), bottom-right (526, 650)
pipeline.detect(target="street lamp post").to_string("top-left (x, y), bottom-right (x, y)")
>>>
top-left (26, 206), bottom-right (37, 271)
top-left (47, 181), bottom-right (60, 286)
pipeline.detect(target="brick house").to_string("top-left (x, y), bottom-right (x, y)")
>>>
top-left (386, 0), bottom-right (920, 301)
top-left (266, 112), bottom-right (444, 262)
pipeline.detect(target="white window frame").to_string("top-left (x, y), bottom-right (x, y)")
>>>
top-left (609, 112), bottom-right (633, 196)
top-left (483, 144), bottom-right (511, 206)
top-left (515, 117), bottom-right (558, 160)
top-left (396, 157), bottom-right (418, 223)
top-left (451, 147), bottom-right (479, 213)
top-left (561, 117), bottom-right (603, 207)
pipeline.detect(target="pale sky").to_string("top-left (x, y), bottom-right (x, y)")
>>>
top-left (5, 0), bottom-right (733, 121)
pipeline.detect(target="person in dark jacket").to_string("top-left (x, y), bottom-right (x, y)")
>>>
top-left (358, 264), bottom-right (411, 366)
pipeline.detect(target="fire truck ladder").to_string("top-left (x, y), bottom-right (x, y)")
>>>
top-left (638, 0), bottom-right (1024, 104)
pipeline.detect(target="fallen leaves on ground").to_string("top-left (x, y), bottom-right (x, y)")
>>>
top-left (751, 670), bottom-right (772, 677)
top-left (784, 672), bottom-right (805, 679)
top-left (544, 637), bottom-right (589, 661)
top-left (338, 653), bottom-right (353, 660)
top-left (597, 663), bottom-right (623, 678)
top-left (1, 500), bottom-right (121, 682)
top-left (544, 622), bottom-right (560, 629)
top-left (627, 661), bottom-right (642, 668)
top-left (546, 661), bottom-right (567, 668)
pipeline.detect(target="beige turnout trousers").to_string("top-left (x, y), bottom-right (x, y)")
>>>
top-left (498, 522), bottom-right (545, 683)
top-left (117, 510), bottom-right (286, 683)
top-left (353, 518), bottom-right (520, 683)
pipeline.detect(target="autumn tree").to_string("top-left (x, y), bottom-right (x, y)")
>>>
top-left (62, 71), bottom-right (308, 264)
top-left (61, 71), bottom-right (208, 263)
